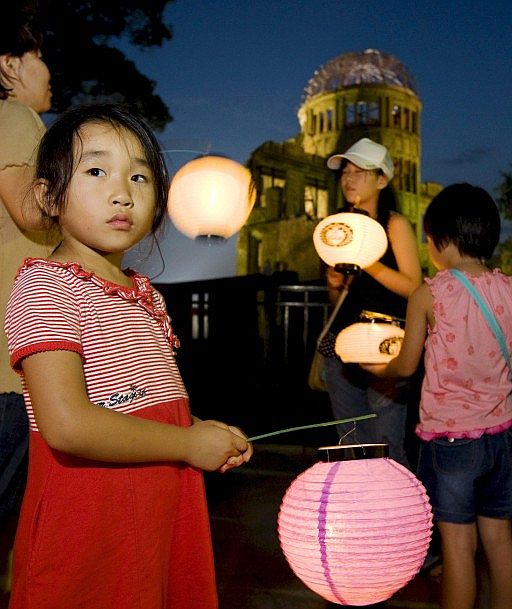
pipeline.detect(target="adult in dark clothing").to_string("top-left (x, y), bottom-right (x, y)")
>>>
top-left (321, 138), bottom-right (422, 467)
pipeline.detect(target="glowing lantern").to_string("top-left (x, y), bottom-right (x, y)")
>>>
top-left (278, 445), bottom-right (433, 606)
top-left (313, 211), bottom-right (387, 273)
top-left (335, 310), bottom-right (405, 364)
top-left (167, 155), bottom-right (256, 242)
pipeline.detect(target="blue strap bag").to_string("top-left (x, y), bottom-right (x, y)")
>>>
top-left (450, 269), bottom-right (511, 372)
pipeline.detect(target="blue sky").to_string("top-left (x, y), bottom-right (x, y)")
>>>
top-left (122, 0), bottom-right (512, 283)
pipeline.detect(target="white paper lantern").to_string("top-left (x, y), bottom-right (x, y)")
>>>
top-left (313, 212), bottom-right (387, 271)
top-left (167, 155), bottom-right (256, 241)
top-left (278, 445), bottom-right (433, 606)
top-left (335, 314), bottom-right (405, 363)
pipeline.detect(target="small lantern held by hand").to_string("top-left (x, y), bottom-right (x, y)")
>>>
top-left (335, 310), bottom-right (405, 364)
top-left (167, 155), bottom-right (256, 242)
top-left (313, 211), bottom-right (387, 274)
top-left (278, 445), bottom-right (433, 606)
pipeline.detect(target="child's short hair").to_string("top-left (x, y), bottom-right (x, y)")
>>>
top-left (423, 183), bottom-right (501, 259)
top-left (36, 103), bottom-right (169, 233)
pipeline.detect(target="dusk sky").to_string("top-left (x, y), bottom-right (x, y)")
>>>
top-left (122, 0), bottom-right (512, 283)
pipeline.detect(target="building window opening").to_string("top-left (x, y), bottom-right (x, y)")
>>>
top-left (403, 160), bottom-right (411, 192)
top-left (403, 108), bottom-right (410, 131)
top-left (304, 181), bottom-right (328, 219)
top-left (311, 113), bottom-right (317, 134)
top-left (259, 170), bottom-right (285, 208)
top-left (345, 103), bottom-right (356, 126)
top-left (191, 292), bottom-right (209, 340)
top-left (326, 109), bottom-right (333, 131)
top-left (395, 158), bottom-right (403, 191)
top-left (412, 112), bottom-right (418, 134)
top-left (248, 233), bottom-right (263, 274)
top-left (392, 105), bottom-right (402, 128)
top-left (363, 101), bottom-right (380, 125)
top-left (345, 101), bottom-right (380, 126)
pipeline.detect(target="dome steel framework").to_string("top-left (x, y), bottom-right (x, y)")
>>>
top-left (303, 49), bottom-right (417, 101)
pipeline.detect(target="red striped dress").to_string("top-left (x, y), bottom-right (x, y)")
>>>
top-left (5, 258), bottom-right (218, 609)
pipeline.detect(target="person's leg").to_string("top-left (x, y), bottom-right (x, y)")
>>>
top-left (478, 517), bottom-right (512, 609)
top-left (0, 393), bottom-right (28, 591)
top-left (437, 521), bottom-right (478, 609)
top-left (367, 376), bottom-right (409, 467)
top-left (475, 430), bottom-right (512, 609)
top-left (323, 358), bottom-right (373, 444)
top-left (0, 393), bottom-right (28, 521)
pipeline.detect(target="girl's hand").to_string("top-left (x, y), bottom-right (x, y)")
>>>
top-left (325, 266), bottom-right (351, 290)
top-left (360, 363), bottom-right (388, 377)
top-left (218, 425), bottom-right (253, 473)
top-left (186, 420), bottom-right (250, 472)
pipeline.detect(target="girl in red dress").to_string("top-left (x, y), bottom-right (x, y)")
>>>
top-left (5, 103), bottom-right (253, 609)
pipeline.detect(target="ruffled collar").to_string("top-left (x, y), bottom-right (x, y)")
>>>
top-left (20, 258), bottom-right (180, 353)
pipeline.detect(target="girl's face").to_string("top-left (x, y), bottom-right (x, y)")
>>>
top-left (10, 50), bottom-right (52, 113)
top-left (56, 122), bottom-right (156, 257)
top-left (340, 161), bottom-right (387, 207)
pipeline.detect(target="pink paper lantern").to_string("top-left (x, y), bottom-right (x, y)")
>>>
top-left (278, 445), bottom-right (433, 606)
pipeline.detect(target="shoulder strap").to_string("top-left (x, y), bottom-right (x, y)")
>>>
top-left (450, 269), bottom-right (511, 368)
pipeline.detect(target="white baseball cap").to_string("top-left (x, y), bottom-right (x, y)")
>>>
top-left (327, 138), bottom-right (394, 180)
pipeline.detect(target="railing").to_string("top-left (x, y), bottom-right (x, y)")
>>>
top-left (274, 285), bottom-right (329, 361)
top-left (155, 276), bottom-right (333, 442)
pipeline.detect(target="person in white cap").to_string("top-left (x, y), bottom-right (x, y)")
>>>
top-left (319, 138), bottom-right (422, 468)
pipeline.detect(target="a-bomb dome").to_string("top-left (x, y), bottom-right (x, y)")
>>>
top-left (303, 49), bottom-right (417, 101)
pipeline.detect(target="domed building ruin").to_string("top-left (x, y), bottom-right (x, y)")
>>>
top-left (236, 49), bottom-right (441, 279)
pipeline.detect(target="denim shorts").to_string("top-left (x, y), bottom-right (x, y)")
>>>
top-left (417, 429), bottom-right (512, 524)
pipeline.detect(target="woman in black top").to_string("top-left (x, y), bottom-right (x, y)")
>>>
top-left (322, 138), bottom-right (422, 467)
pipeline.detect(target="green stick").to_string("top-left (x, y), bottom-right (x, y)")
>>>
top-left (247, 414), bottom-right (377, 442)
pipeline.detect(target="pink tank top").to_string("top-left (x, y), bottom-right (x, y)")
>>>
top-left (417, 268), bottom-right (512, 440)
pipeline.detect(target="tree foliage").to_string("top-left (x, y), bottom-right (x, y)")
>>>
top-left (27, 0), bottom-right (175, 130)
top-left (496, 167), bottom-right (512, 220)
top-left (493, 167), bottom-right (512, 275)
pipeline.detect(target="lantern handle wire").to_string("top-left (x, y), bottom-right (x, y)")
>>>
top-left (337, 422), bottom-right (372, 456)
top-left (246, 414), bottom-right (376, 442)
top-left (338, 422), bottom-right (358, 445)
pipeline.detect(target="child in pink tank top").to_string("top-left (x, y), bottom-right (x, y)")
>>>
top-left (364, 183), bottom-right (512, 609)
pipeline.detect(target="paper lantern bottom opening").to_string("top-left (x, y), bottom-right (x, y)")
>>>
top-left (277, 456), bottom-right (433, 606)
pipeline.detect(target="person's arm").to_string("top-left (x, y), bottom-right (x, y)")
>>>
top-left (0, 163), bottom-right (45, 230)
top-left (325, 265), bottom-right (352, 305)
top-left (364, 213), bottom-right (422, 298)
top-left (362, 282), bottom-right (432, 378)
top-left (22, 350), bottom-right (250, 472)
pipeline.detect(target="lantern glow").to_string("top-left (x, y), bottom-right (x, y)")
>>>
top-left (335, 312), bottom-right (405, 364)
top-left (167, 155), bottom-right (256, 242)
top-left (278, 447), bottom-right (432, 606)
top-left (313, 212), bottom-right (387, 271)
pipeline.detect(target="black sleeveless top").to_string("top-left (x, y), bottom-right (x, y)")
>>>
top-left (330, 215), bottom-right (407, 334)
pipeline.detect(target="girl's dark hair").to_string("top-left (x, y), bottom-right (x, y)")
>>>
top-left (423, 183), bottom-right (501, 259)
top-left (335, 159), bottom-right (398, 228)
top-left (36, 103), bottom-right (169, 233)
top-left (0, 6), bottom-right (43, 99)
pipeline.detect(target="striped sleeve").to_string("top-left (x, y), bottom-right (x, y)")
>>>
top-left (5, 265), bottom-right (83, 371)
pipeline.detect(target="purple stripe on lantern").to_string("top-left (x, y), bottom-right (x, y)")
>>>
top-left (318, 461), bottom-right (347, 604)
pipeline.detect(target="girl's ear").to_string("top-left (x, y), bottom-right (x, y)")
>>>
top-left (0, 54), bottom-right (21, 86)
top-left (34, 179), bottom-right (58, 218)
top-left (376, 174), bottom-right (389, 191)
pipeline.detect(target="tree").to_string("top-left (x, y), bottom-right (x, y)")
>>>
top-left (28, 0), bottom-right (174, 130)
top-left (493, 167), bottom-right (512, 275)
top-left (496, 168), bottom-right (512, 220)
